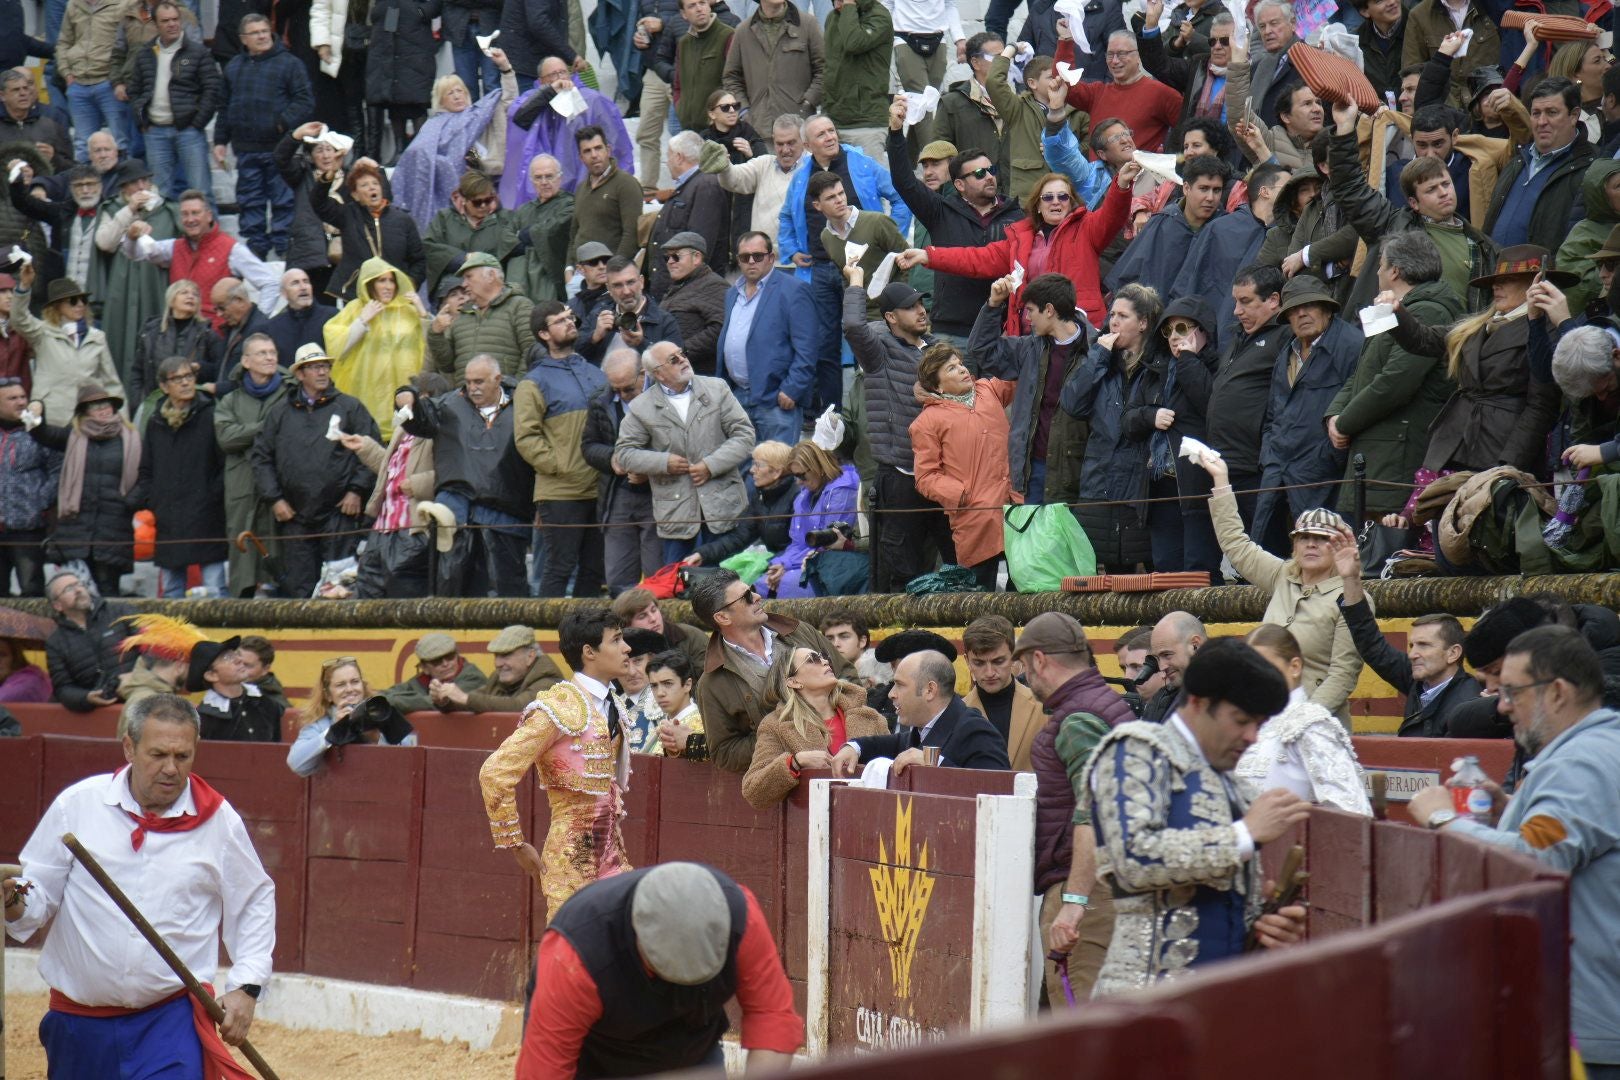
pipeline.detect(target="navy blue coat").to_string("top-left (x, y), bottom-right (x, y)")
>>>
top-left (1258, 315), bottom-right (1364, 515)
top-left (1106, 200), bottom-right (1214, 303)
top-left (1171, 205), bottom-right (1265, 345)
top-left (852, 695), bottom-right (1011, 771)
top-left (1063, 340), bottom-right (1149, 513)
top-left (715, 269), bottom-right (817, 410)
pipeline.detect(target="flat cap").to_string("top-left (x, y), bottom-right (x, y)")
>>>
top-left (415, 632), bottom-right (457, 661)
top-left (1012, 612), bottom-right (1089, 659)
top-left (458, 251), bottom-right (502, 273)
top-left (489, 625), bottom-right (536, 655)
top-left (576, 240), bottom-right (613, 263)
top-left (662, 231), bottom-right (707, 257)
top-left (917, 139), bottom-right (959, 163)
top-left (631, 863), bottom-right (731, 985)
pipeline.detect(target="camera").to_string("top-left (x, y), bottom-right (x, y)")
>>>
top-left (615, 309), bottom-right (641, 334)
top-left (806, 522), bottom-right (854, 548)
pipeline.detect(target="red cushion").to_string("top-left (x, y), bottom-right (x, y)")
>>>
top-left (1501, 11), bottom-right (1599, 42)
top-left (1288, 42), bottom-right (1384, 115)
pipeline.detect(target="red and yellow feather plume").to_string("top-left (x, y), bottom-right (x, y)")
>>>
top-left (119, 613), bottom-right (210, 663)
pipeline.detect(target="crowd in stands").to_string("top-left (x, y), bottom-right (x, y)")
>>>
top-left (6, 0), bottom-right (1620, 603)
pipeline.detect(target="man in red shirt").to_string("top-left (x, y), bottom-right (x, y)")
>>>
top-left (1054, 25), bottom-right (1184, 154)
top-left (519, 861), bottom-right (802, 1078)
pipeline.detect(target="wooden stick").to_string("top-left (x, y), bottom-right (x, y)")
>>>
top-left (61, 834), bottom-right (281, 1080)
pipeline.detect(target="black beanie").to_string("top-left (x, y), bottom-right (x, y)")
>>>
top-left (1463, 598), bottom-right (1550, 669)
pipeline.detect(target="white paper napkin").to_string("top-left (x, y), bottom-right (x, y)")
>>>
top-left (1359, 303), bottom-right (1398, 336)
top-left (393, 404), bottom-right (414, 427)
top-left (1178, 435), bottom-right (1223, 466)
top-left (475, 29), bottom-right (501, 51)
top-left (550, 87), bottom-right (588, 119)
top-left (842, 241), bottom-right (868, 268)
top-left (1454, 27), bottom-right (1473, 58)
top-left (1055, 61), bottom-right (1084, 85)
top-left (1133, 149), bottom-right (1183, 186)
top-left (902, 87), bottom-right (940, 135)
top-left (1009, 261), bottom-right (1026, 290)
top-left (859, 758), bottom-right (894, 789)
top-left (1054, 0), bottom-right (1091, 54)
top-left (325, 415), bottom-right (346, 441)
top-left (866, 251), bottom-right (899, 297)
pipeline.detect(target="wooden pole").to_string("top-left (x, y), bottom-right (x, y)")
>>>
top-left (60, 834), bottom-right (281, 1080)
top-left (1, 862), bottom-right (18, 1080)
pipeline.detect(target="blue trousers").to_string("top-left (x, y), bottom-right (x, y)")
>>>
top-left (808, 261), bottom-right (844, 412)
top-left (66, 81), bottom-right (130, 159)
top-left (234, 150), bottom-right (294, 258)
top-left (40, 993), bottom-right (203, 1079)
top-left (451, 38), bottom-right (502, 99)
top-left (747, 400), bottom-right (803, 445)
top-left (662, 528), bottom-right (714, 565)
top-left (143, 126), bottom-right (213, 202)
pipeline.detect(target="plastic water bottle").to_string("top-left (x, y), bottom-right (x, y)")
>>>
top-left (1450, 756), bottom-right (1491, 821)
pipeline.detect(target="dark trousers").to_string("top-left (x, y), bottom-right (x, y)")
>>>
top-left (872, 464), bottom-right (953, 593)
top-left (1147, 477), bottom-right (1223, 580)
top-left (1228, 468), bottom-right (1262, 532)
top-left (537, 499), bottom-right (605, 599)
top-left (809, 260), bottom-right (844, 412)
top-left (277, 511), bottom-right (364, 599)
top-left (234, 150), bottom-right (294, 258)
top-left (0, 528), bottom-right (46, 596)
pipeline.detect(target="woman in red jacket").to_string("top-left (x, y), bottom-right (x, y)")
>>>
top-left (899, 164), bottom-right (1137, 332)
top-left (910, 342), bottom-right (1022, 590)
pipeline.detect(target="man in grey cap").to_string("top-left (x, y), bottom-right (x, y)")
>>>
top-left (381, 633), bottom-right (490, 714)
top-left (648, 130), bottom-right (730, 298)
top-left (431, 625), bottom-right (564, 713)
top-left (426, 251), bottom-right (537, 380)
top-left (520, 861), bottom-right (802, 1074)
top-left (1011, 611), bottom-right (1136, 1005)
top-left (568, 242), bottom-right (614, 327)
top-left (658, 231), bottom-right (730, 372)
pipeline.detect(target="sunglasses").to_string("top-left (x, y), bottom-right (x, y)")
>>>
top-left (715, 101), bottom-right (740, 112)
top-left (582, 256), bottom-right (610, 267)
top-left (1040, 191), bottom-right (1073, 203)
top-left (789, 651), bottom-right (828, 676)
top-left (321, 655), bottom-right (359, 671)
top-left (719, 587), bottom-right (760, 611)
top-left (0, 376), bottom-right (22, 388)
top-left (1161, 319), bottom-right (1200, 338)
top-left (1210, 35), bottom-right (1230, 45)
top-left (736, 250), bottom-right (773, 263)
top-left (469, 195), bottom-right (498, 208)
top-left (963, 166), bottom-right (996, 179)
top-left (663, 249), bottom-right (690, 262)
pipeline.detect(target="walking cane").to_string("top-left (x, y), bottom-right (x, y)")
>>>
top-left (2, 862), bottom-right (18, 1080)
top-left (61, 835), bottom-right (281, 1080)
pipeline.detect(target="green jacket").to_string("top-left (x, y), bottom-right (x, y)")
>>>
top-left (985, 52), bottom-right (1089, 201)
top-left (465, 652), bottom-right (564, 713)
top-left (421, 208), bottom-right (519, 302)
top-left (506, 191), bottom-right (575, 304)
top-left (822, 211), bottom-right (908, 319)
top-left (92, 198), bottom-right (180, 383)
top-left (822, 0), bottom-right (892, 129)
top-left (1326, 278), bottom-right (1465, 514)
top-left (382, 660), bottom-right (489, 713)
top-left (426, 285), bottom-right (536, 380)
top-left (214, 373), bottom-right (289, 598)
top-left (1557, 158), bottom-right (1620, 317)
top-left (675, 20), bottom-right (736, 131)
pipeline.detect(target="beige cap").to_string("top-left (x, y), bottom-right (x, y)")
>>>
top-left (917, 139), bottom-right (959, 163)
top-left (415, 633), bottom-right (457, 662)
top-left (1012, 611), bottom-right (1090, 659)
top-left (489, 625), bottom-right (536, 655)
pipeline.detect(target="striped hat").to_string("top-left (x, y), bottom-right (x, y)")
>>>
top-left (1291, 507), bottom-right (1347, 538)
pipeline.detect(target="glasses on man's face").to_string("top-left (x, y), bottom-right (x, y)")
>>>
top-left (1498, 678), bottom-right (1555, 706)
top-left (716, 101), bottom-right (740, 112)
top-left (1040, 191), bottom-right (1073, 204)
top-left (652, 349), bottom-right (689, 367)
top-left (719, 587), bottom-right (759, 611)
top-left (963, 166), bottom-right (996, 180)
top-left (736, 250), bottom-right (772, 263)
top-left (162, 372), bottom-right (197, 385)
top-left (789, 651), bottom-right (828, 676)
top-left (1161, 319), bottom-right (1199, 339)
top-left (1106, 50), bottom-right (1137, 60)
top-left (582, 257), bottom-right (610, 268)
top-left (1210, 35), bottom-right (1230, 46)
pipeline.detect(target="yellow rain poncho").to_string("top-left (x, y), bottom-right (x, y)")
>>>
top-left (323, 257), bottom-right (427, 440)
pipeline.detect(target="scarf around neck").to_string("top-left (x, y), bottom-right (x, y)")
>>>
top-left (240, 371), bottom-right (284, 400)
top-left (58, 415), bottom-right (141, 518)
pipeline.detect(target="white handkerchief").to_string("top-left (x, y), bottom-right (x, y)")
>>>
top-left (7, 245), bottom-right (31, 266)
top-left (1454, 27), bottom-right (1472, 58)
top-left (1055, 61), bottom-right (1084, 85)
top-left (21, 408), bottom-right (40, 431)
top-left (866, 251), bottom-right (899, 298)
top-left (6, 162), bottom-right (22, 184)
top-left (1385, 90), bottom-right (1397, 110)
top-left (1121, 0), bottom-right (1146, 26)
top-left (1133, 149), bottom-right (1183, 186)
top-left (1009, 261), bottom-right (1026, 290)
top-left (859, 757), bottom-right (894, 790)
top-left (550, 87), bottom-right (588, 119)
top-left (842, 240), bottom-right (868, 267)
top-left (1359, 303), bottom-right (1398, 336)
top-left (1053, 0), bottom-right (1091, 54)
top-left (1601, 30), bottom-right (1615, 50)
top-left (325, 414), bottom-right (345, 441)
top-left (393, 404), bottom-right (414, 427)
top-left (902, 87), bottom-right (940, 135)
top-left (1230, 11), bottom-right (1248, 50)
top-left (475, 29), bottom-right (500, 51)
top-left (1178, 434), bottom-right (1222, 466)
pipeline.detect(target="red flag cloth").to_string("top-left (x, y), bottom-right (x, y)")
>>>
top-left (50, 985), bottom-right (255, 1080)
top-left (118, 768), bottom-right (226, 851)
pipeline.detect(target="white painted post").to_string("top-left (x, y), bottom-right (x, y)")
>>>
top-left (805, 778), bottom-right (836, 1060)
top-left (968, 774), bottom-right (1037, 1030)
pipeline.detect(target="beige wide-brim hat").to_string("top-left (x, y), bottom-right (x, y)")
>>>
top-left (414, 501), bottom-right (457, 552)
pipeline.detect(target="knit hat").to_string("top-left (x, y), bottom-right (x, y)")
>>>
top-left (631, 863), bottom-right (731, 985)
top-left (874, 629), bottom-right (958, 665)
top-left (489, 625), bottom-right (537, 655)
top-left (1463, 598), bottom-right (1550, 668)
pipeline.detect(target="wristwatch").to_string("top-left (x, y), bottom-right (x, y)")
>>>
top-left (1424, 809), bottom-right (1458, 830)
top-left (239, 984), bottom-right (262, 1000)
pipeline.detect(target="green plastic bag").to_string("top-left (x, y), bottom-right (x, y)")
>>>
top-left (1003, 504), bottom-right (1096, 592)
top-left (720, 547), bottom-right (772, 585)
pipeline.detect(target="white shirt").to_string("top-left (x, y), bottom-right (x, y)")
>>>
top-left (573, 671), bottom-right (615, 719)
top-left (7, 768), bottom-right (275, 1008)
top-left (123, 233), bottom-right (282, 316)
top-left (884, 0), bottom-right (966, 45)
top-left (1168, 712), bottom-right (1256, 861)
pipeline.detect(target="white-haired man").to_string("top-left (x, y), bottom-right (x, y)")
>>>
top-left (648, 130), bottom-right (731, 298)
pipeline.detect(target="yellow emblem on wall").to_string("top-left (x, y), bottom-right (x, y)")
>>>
top-left (869, 798), bottom-right (936, 1000)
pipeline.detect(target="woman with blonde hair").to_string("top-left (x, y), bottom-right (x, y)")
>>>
top-left (741, 646), bottom-right (890, 808)
top-left (11, 261), bottom-right (122, 427)
top-left (323, 257), bottom-right (430, 440)
top-left (757, 441), bottom-right (862, 599)
top-left (683, 441), bottom-right (799, 567)
top-left (287, 656), bottom-right (416, 776)
top-left (911, 342), bottom-right (1019, 589)
top-left (394, 47), bottom-right (521, 232)
top-left (1236, 625), bottom-right (1371, 815)
top-left (130, 279), bottom-right (222, 412)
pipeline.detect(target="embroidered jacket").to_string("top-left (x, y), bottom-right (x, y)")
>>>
top-left (1235, 689), bottom-right (1372, 816)
top-left (1087, 718), bottom-right (1263, 996)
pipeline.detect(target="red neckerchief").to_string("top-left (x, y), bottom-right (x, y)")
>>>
top-left (117, 767), bottom-right (225, 851)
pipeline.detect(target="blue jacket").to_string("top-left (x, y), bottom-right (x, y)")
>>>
top-left (215, 41), bottom-right (315, 153)
top-left (1106, 200), bottom-right (1215, 301)
top-left (1042, 124), bottom-right (1113, 210)
top-left (716, 269), bottom-right (818, 409)
top-left (1258, 315), bottom-right (1363, 511)
top-left (777, 145), bottom-right (912, 279)
top-left (1171, 205), bottom-right (1266, 345)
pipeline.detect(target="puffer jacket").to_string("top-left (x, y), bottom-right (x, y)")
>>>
top-left (1558, 157), bottom-right (1620, 316)
top-left (581, 384), bottom-right (649, 520)
top-left (11, 295), bottom-right (123, 430)
top-left (57, 0), bottom-right (127, 84)
top-left (134, 396), bottom-right (228, 568)
top-left (31, 419), bottom-right (139, 571)
top-left (249, 384), bottom-right (380, 516)
top-left (130, 32), bottom-right (220, 131)
top-left (514, 352), bottom-right (607, 503)
top-left (215, 40), bottom-right (315, 153)
top-left (660, 266), bottom-right (729, 371)
top-left (131, 314), bottom-right (224, 411)
top-left (843, 285), bottom-right (930, 471)
top-left (402, 379), bottom-right (533, 519)
top-left (615, 374), bottom-right (754, 539)
top-left (45, 599), bottom-right (133, 712)
top-left (692, 474), bottom-right (795, 564)
top-left (364, 0), bottom-right (443, 105)
top-left (116, 0), bottom-right (205, 86)
top-left (0, 419), bottom-right (61, 533)
top-left (1031, 667), bottom-right (1138, 893)
top-left (425, 286), bottom-right (536, 380)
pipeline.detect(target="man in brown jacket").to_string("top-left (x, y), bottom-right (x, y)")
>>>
top-left (689, 570), bottom-right (852, 772)
top-left (431, 625), bottom-right (564, 713)
top-left (720, 0), bottom-right (825, 133)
